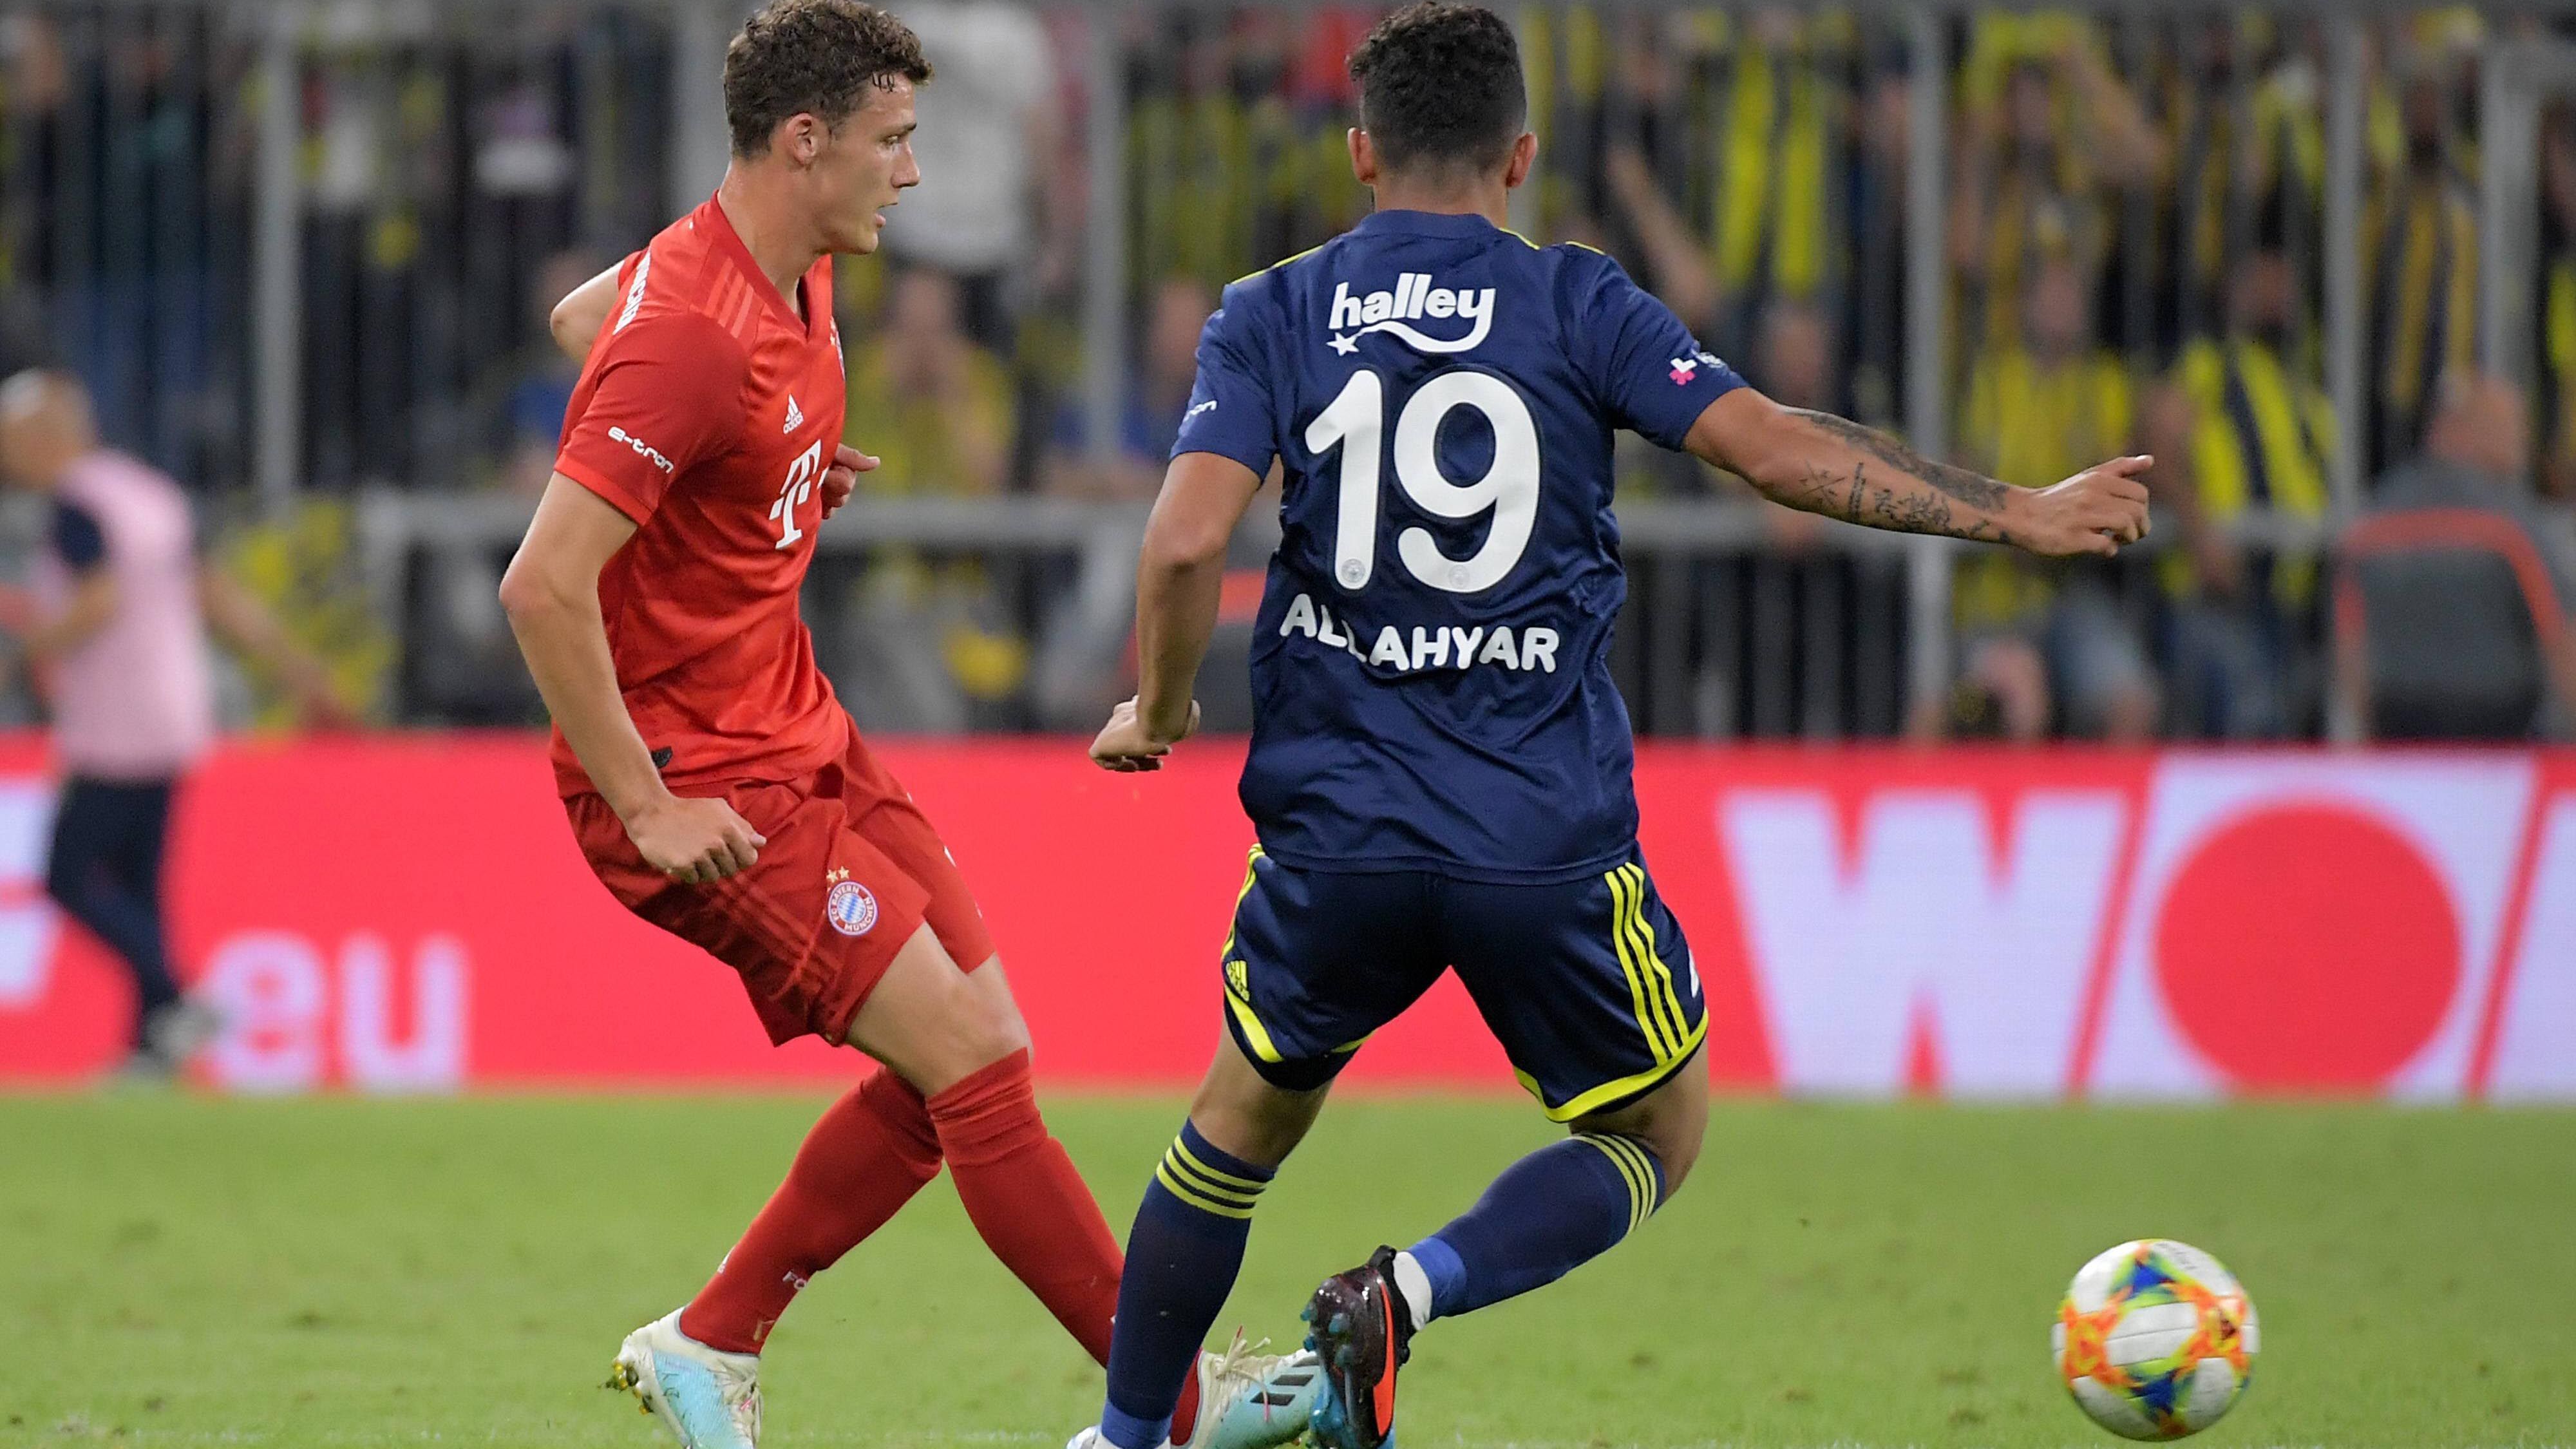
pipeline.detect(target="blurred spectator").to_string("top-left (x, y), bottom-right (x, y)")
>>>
top-left (1044, 276), bottom-right (1213, 502)
top-left (2366, 22), bottom-right (2482, 475)
top-left (2537, 102), bottom-right (2576, 502)
top-left (837, 270), bottom-right (1027, 732)
top-left (2145, 214), bottom-right (2334, 739)
top-left (1950, 14), bottom-right (2164, 357)
top-left (1599, 11), bottom-right (1848, 362)
top-left (881, 0), bottom-right (1068, 350)
top-left (0, 370), bottom-right (347, 1081)
top-left (499, 249), bottom-right (602, 497)
top-left (844, 269), bottom-right (1016, 499)
top-left (1939, 254), bottom-right (2157, 743)
top-left (2356, 372), bottom-right (2576, 738)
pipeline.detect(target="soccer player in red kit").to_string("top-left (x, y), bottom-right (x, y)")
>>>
top-left (502, 5), bottom-right (1313, 1447)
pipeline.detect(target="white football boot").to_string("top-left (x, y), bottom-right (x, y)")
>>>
top-left (1188, 1334), bottom-right (1323, 1449)
top-left (1066, 1335), bottom-right (1323, 1449)
top-left (605, 1310), bottom-right (762, 1449)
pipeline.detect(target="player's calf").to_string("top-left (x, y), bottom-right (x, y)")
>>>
top-left (1303, 1057), bottom-right (1705, 1449)
top-left (1570, 1044), bottom-right (1708, 1197)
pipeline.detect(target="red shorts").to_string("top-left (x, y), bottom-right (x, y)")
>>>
top-left (565, 723), bottom-right (997, 1046)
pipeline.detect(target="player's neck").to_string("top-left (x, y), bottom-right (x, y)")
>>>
top-left (1367, 182), bottom-right (1512, 231)
top-left (714, 169), bottom-right (822, 317)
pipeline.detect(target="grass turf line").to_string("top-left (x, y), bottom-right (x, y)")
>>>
top-left (0, 1095), bottom-right (2568, 1448)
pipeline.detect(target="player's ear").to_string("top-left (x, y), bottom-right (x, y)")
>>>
top-left (1503, 132), bottom-right (1537, 191)
top-left (777, 112), bottom-right (823, 167)
top-left (1348, 128), bottom-right (1378, 188)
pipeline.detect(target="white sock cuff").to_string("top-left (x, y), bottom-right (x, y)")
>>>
top-left (1390, 1250), bottom-right (1436, 1332)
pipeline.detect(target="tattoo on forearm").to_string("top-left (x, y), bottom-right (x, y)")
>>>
top-left (1786, 410), bottom-right (2014, 515)
top-left (1778, 455), bottom-right (2008, 544)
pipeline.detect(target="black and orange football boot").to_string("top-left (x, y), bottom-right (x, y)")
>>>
top-left (1301, 1246), bottom-right (1416, 1449)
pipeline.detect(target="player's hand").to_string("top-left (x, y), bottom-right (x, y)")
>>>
top-left (1090, 696), bottom-right (1201, 773)
top-left (2012, 455), bottom-right (2154, 558)
top-left (625, 793), bottom-right (768, 884)
top-left (820, 444), bottom-right (878, 521)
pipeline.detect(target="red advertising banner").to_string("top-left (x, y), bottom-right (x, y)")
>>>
top-left (1, 735), bottom-right (2570, 1099)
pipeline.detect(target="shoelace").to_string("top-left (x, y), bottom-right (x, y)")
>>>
top-left (1200, 1330), bottom-right (1298, 1412)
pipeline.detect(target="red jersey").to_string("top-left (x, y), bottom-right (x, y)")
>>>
top-left (550, 194), bottom-right (851, 797)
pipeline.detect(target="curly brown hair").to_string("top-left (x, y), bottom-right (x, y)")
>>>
top-left (723, 0), bottom-right (932, 160)
top-left (1347, 3), bottom-right (1524, 176)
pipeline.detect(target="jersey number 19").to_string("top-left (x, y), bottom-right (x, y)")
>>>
top-left (1307, 368), bottom-right (1540, 595)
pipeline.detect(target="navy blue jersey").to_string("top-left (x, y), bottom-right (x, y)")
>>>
top-left (1175, 209), bottom-right (1748, 882)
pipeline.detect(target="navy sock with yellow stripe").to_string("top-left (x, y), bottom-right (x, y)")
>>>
top-left (1100, 1121), bottom-right (1273, 1449)
top-left (1405, 1132), bottom-right (1663, 1324)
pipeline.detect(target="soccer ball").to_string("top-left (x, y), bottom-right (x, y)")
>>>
top-left (2051, 1239), bottom-right (2259, 1440)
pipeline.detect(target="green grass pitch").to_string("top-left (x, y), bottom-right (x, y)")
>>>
top-left (2, 1093), bottom-right (2570, 1448)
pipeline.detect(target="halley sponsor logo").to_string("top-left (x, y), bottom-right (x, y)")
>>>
top-left (614, 254), bottom-right (652, 334)
top-left (608, 426), bottom-right (674, 474)
top-left (1327, 274), bottom-right (1495, 355)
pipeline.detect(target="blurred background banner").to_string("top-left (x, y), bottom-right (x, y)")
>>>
top-left (0, 734), bottom-right (2568, 1099)
top-left (7, 2), bottom-right (2576, 748)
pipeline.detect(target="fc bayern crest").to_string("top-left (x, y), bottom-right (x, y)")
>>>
top-left (824, 869), bottom-right (878, 937)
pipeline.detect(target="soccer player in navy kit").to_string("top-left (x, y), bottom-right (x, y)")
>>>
top-left (1073, 8), bottom-right (2154, 1448)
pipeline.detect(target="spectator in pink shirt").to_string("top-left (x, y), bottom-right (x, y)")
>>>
top-left (0, 370), bottom-right (348, 1081)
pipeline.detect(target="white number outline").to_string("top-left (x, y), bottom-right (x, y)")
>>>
top-left (1304, 366), bottom-right (1542, 595)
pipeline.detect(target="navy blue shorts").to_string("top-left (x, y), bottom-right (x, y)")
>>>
top-left (1217, 846), bottom-right (1707, 1121)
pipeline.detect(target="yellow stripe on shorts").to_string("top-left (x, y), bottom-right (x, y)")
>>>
top-left (1616, 864), bottom-right (1692, 1057)
top-left (1605, 867), bottom-right (1676, 1061)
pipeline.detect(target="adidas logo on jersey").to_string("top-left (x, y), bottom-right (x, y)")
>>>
top-left (1327, 274), bottom-right (1495, 355)
top-left (784, 394), bottom-right (805, 433)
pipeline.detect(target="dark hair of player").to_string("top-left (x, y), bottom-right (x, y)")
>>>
top-left (1346, 2), bottom-right (1527, 178)
top-left (723, 0), bottom-right (933, 160)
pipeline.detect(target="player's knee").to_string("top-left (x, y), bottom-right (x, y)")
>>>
top-left (1577, 1057), bottom-right (1709, 1200)
top-left (917, 971), bottom-right (1028, 1081)
top-left (1641, 1113), bottom-right (1705, 1200)
top-left (1186, 1046), bottom-right (1325, 1169)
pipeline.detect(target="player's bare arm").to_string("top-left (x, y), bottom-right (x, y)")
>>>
top-left (1685, 388), bottom-right (2153, 557)
top-left (550, 263), bottom-right (623, 360)
top-left (500, 475), bottom-right (767, 883)
top-left (1088, 450), bottom-right (1258, 772)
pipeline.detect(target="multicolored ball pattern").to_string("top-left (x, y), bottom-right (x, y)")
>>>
top-left (2051, 1239), bottom-right (2259, 1441)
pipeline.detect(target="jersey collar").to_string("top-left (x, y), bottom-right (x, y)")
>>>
top-left (1352, 209), bottom-right (1511, 242)
top-left (701, 192), bottom-right (826, 341)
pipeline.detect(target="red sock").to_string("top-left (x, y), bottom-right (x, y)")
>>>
top-left (927, 1050), bottom-right (1202, 1441)
top-left (679, 1068), bottom-right (943, 1354)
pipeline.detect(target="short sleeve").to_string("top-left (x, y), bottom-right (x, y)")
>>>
top-left (1170, 283), bottom-right (1280, 477)
top-left (554, 313), bottom-right (744, 525)
top-left (1575, 256), bottom-right (1747, 451)
top-left (50, 498), bottom-right (106, 573)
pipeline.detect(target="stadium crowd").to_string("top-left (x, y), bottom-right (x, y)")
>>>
top-left (2, 3), bottom-right (2575, 743)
